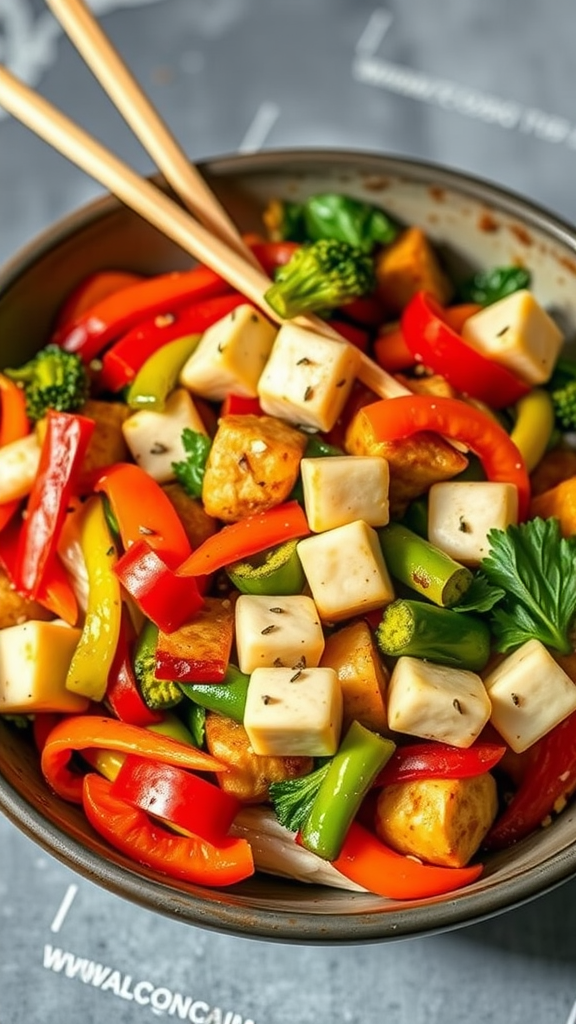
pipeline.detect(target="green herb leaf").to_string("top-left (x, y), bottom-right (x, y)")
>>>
top-left (458, 266), bottom-right (531, 306)
top-left (480, 517), bottom-right (576, 653)
top-left (171, 428), bottom-right (212, 499)
top-left (269, 759), bottom-right (331, 832)
top-left (452, 573), bottom-right (505, 614)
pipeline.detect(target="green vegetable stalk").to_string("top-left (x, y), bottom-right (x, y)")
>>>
top-left (375, 599), bottom-right (491, 671)
top-left (5, 344), bottom-right (89, 422)
top-left (299, 721), bottom-right (395, 861)
top-left (264, 239), bottom-right (375, 319)
top-left (179, 664), bottom-right (250, 724)
top-left (134, 620), bottom-right (183, 711)
top-left (226, 539), bottom-right (305, 596)
top-left (127, 333), bottom-right (200, 411)
top-left (378, 523), bottom-right (473, 607)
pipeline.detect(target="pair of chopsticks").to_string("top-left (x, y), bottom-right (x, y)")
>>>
top-left (0, 0), bottom-right (406, 400)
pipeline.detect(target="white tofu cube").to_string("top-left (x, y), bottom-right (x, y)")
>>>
top-left (179, 303), bottom-right (277, 400)
top-left (0, 432), bottom-right (41, 503)
top-left (387, 656), bottom-right (491, 748)
top-left (0, 620), bottom-right (87, 714)
top-left (427, 481), bottom-right (518, 566)
top-left (484, 639), bottom-right (576, 752)
top-left (297, 520), bottom-right (395, 622)
top-left (461, 289), bottom-right (564, 384)
top-left (235, 594), bottom-right (325, 674)
top-left (301, 455), bottom-right (390, 533)
top-left (244, 666), bottom-right (343, 756)
top-left (122, 387), bottom-right (207, 483)
top-left (257, 322), bottom-right (361, 431)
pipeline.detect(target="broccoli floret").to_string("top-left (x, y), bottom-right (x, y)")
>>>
top-left (134, 620), bottom-right (183, 711)
top-left (548, 357), bottom-right (576, 430)
top-left (5, 344), bottom-right (89, 423)
top-left (263, 238), bottom-right (375, 319)
top-left (268, 759), bottom-right (331, 832)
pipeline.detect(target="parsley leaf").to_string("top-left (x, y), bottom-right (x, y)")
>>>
top-left (480, 517), bottom-right (576, 654)
top-left (269, 760), bottom-right (331, 832)
top-left (171, 428), bottom-right (212, 499)
top-left (452, 572), bottom-right (505, 614)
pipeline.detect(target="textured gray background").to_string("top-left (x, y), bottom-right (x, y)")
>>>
top-left (3, 1), bottom-right (576, 1022)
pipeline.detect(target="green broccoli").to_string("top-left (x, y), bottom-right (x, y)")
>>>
top-left (263, 193), bottom-right (398, 252)
top-left (133, 620), bottom-right (183, 711)
top-left (547, 356), bottom-right (576, 430)
top-left (268, 759), bottom-right (331, 832)
top-left (5, 344), bottom-right (89, 423)
top-left (263, 238), bottom-right (376, 319)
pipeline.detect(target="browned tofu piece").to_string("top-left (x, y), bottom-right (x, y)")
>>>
top-left (0, 567), bottom-right (53, 629)
top-left (530, 446), bottom-right (576, 497)
top-left (345, 407), bottom-right (468, 518)
top-left (205, 712), bottom-right (313, 803)
top-left (374, 774), bottom-right (498, 868)
top-left (162, 482), bottom-right (218, 548)
top-left (202, 414), bottom-right (307, 522)
top-left (374, 227), bottom-right (454, 314)
top-left (320, 619), bottom-right (389, 734)
top-left (77, 399), bottom-right (130, 492)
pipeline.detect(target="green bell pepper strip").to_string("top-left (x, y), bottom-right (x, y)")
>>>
top-left (65, 496), bottom-right (122, 702)
top-left (375, 598), bottom-right (491, 671)
top-left (299, 721), bottom-right (395, 861)
top-left (179, 664), bottom-right (250, 724)
top-left (225, 539), bottom-right (305, 596)
top-left (378, 523), bottom-right (473, 608)
top-left (126, 332), bottom-right (201, 411)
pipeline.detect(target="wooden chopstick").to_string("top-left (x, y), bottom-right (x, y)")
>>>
top-left (0, 62), bottom-right (408, 399)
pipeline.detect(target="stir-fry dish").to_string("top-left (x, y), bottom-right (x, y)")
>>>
top-left (2, 190), bottom-right (576, 899)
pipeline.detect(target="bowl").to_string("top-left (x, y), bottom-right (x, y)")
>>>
top-left (2, 149), bottom-right (576, 943)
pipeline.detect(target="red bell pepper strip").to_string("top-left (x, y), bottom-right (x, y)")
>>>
top-left (401, 291), bottom-right (531, 409)
top-left (338, 293), bottom-right (386, 328)
top-left (94, 463), bottom-right (191, 566)
top-left (40, 714), bottom-right (225, 803)
top-left (328, 821), bottom-right (483, 899)
top-left (373, 742), bottom-right (506, 787)
top-left (82, 772), bottom-right (254, 887)
top-left (52, 264), bottom-right (234, 363)
top-left (359, 395), bottom-right (531, 520)
top-left (0, 514), bottom-right (78, 625)
top-left (114, 539), bottom-right (204, 633)
top-left (13, 411), bottom-right (95, 598)
top-left (326, 319), bottom-right (370, 352)
top-left (98, 292), bottom-right (246, 393)
top-left (178, 501), bottom-right (311, 577)
top-left (250, 240), bottom-right (301, 275)
top-left (55, 270), bottom-right (144, 327)
top-left (0, 374), bottom-right (31, 533)
top-left (111, 754), bottom-right (241, 845)
top-left (484, 708), bottom-right (576, 850)
top-left (105, 608), bottom-right (163, 726)
top-left (220, 393), bottom-right (264, 417)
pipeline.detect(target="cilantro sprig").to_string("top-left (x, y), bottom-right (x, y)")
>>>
top-left (171, 428), bottom-right (212, 499)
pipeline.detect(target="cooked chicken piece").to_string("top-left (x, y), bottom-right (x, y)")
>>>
top-left (374, 773), bottom-right (498, 868)
top-left (0, 566), bottom-right (53, 629)
top-left (205, 712), bottom-right (313, 804)
top-left (77, 399), bottom-right (130, 492)
top-left (162, 482), bottom-right (218, 548)
top-left (374, 226), bottom-right (454, 314)
top-left (320, 619), bottom-right (389, 735)
top-left (202, 414), bottom-right (307, 522)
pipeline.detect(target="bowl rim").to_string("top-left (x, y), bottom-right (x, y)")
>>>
top-left (3, 146), bottom-right (576, 943)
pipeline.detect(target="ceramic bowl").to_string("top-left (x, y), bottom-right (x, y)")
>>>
top-left (2, 149), bottom-right (576, 943)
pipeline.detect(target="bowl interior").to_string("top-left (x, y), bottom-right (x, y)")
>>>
top-left (2, 149), bottom-right (576, 942)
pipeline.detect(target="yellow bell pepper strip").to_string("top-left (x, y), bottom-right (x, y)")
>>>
top-left (94, 463), bottom-right (191, 566)
top-left (65, 496), bottom-right (122, 702)
top-left (126, 333), bottom-right (201, 411)
top-left (82, 772), bottom-right (254, 887)
top-left (13, 411), bottom-right (95, 598)
top-left (328, 820), bottom-right (483, 899)
top-left (40, 713), bottom-right (226, 803)
top-left (358, 395), bottom-right (531, 520)
top-left (0, 373), bottom-right (30, 533)
top-left (177, 501), bottom-right (310, 578)
top-left (114, 539), bottom-right (204, 633)
top-left (510, 387), bottom-right (556, 473)
top-left (155, 597), bottom-right (236, 683)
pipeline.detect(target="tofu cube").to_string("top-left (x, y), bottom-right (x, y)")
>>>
top-left (301, 455), bottom-right (390, 532)
top-left (122, 387), bottom-right (207, 483)
top-left (387, 656), bottom-right (491, 748)
top-left (461, 289), bottom-right (564, 384)
top-left (257, 322), bottom-right (361, 432)
top-left (179, 303), bottom-right (277, 400)
top-left (0, 432), bottom-right (41, 504)
top-left (297, 520), bottom-right (395, 622)
top-left (484, 639), bottom-right (576, 752)
top-left (428, 481), bottom-right (518, 566)
top-left (244, 666), bottom-right (343, 756)
top-left (235, 594), bottom-right (325, 674)
top-left (0, 620), bottom-right (87, 714)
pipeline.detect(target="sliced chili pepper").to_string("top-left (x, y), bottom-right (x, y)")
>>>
top-left (177, 501), bottom-right (310, 578)
top-left (55, 270), bottom-right (144, 327)
top-left (114, 539), bottom-right (204, 633)
top-left (220, 394), bottom-right (264, 417)
top-left (82, 772), bottom-right (254, 887)
top-left (0, 374), bottom-right (30, 533)
top-left (111, 754), bottom-right (240, 844)
top-left (401, 291), bottom-right (530, 408)
top-left (373, 742), bottom-right (506, 787)
top-left (53, 264), bottom-right (233, 363)
top-left (484, 708), bottom-right (576, 850)
top-left (105, 608), bottom-right (163, 726)
top-left (13, 411), bottom-right (95, 598)
top-left (98, 292), bottom-right (245, 393)
top-left (359, 395), bottom-right (531, 520)
top-left (40, 713), bottom-right (225, 803)
top-left (155, 597), bottom-right (235, 682)
top-left (94, 463), bottom-right (191, 566)
top-left (328, 821), bottom-right (483, 899)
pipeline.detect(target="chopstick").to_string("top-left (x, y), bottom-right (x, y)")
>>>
top-left (0, 59), bottom-right (408, 399)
